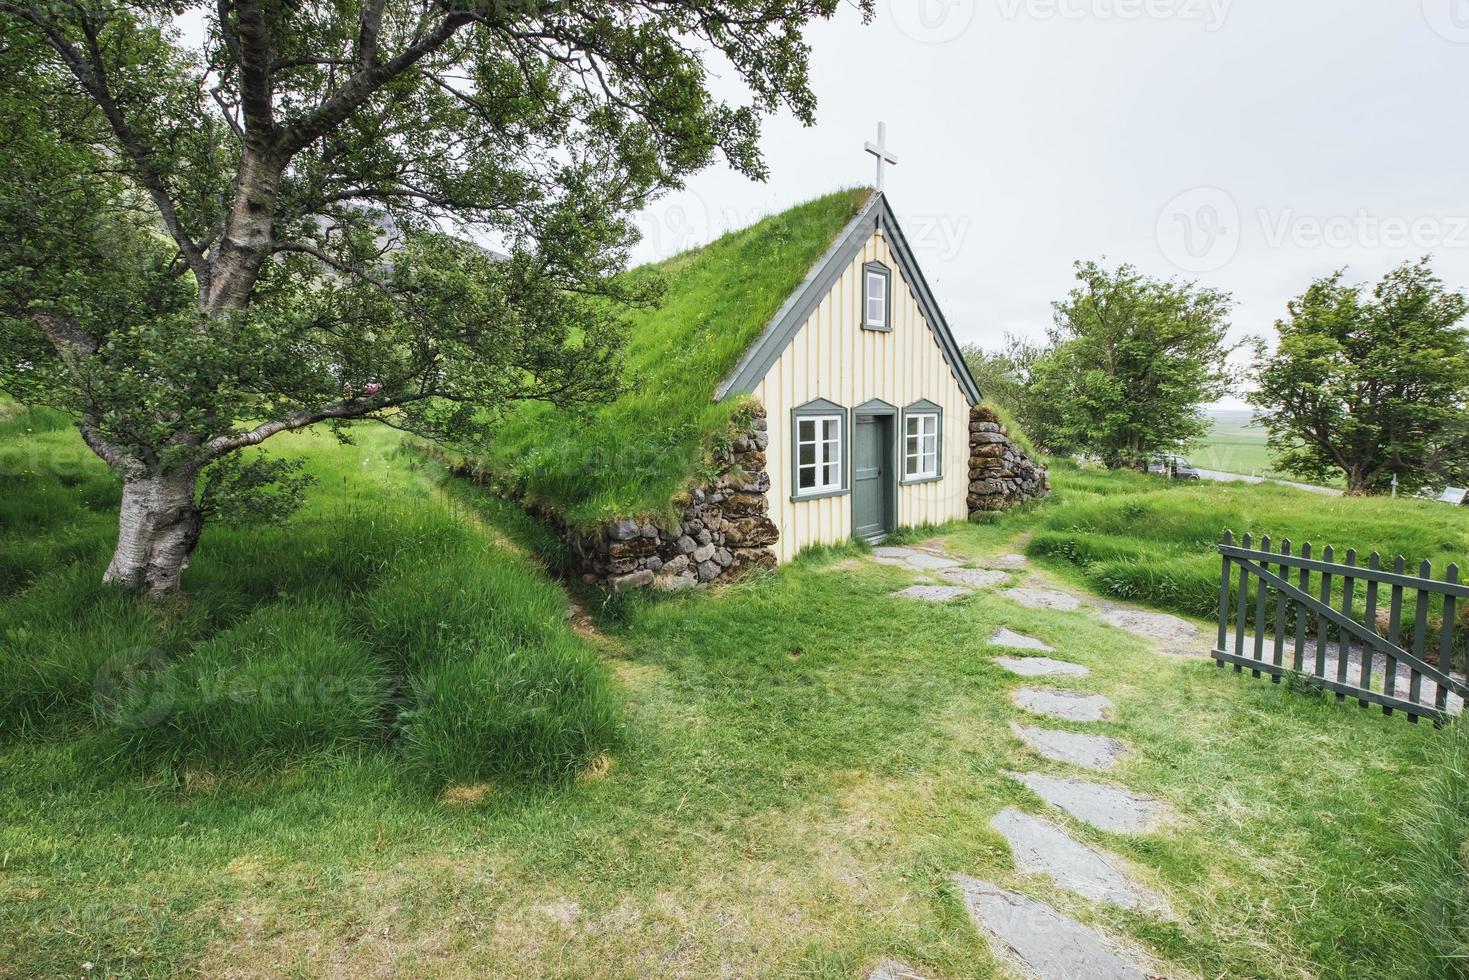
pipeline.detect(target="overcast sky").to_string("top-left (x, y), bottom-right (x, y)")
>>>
top-left (629, 1), bottom-right (1469, 407)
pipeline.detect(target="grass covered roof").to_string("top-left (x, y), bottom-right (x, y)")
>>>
top-left (478, 187), bottom-right (872, 528)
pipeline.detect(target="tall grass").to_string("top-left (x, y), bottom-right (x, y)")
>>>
top-left (0, 410), bottom-right (622, 785)
top-left (1403, 720), bottom-right (1469, 977)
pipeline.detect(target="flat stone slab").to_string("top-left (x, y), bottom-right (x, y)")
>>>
top-left (937, 567), bottom-right (1008, 589)
top-left (1011, 723), bottom-right (1130, 771)
top-left (990, 808), bottom-right (1166, 911)
top-left (985, 552), bottom-right (1031, 568)
top-left (989, 628), bottom-right (1054, 651)
top-left (953, 874), bottom-right (1151, 980)
top-left (1099, 608), bottom-right (1198, 644)
top-left (995, 656), bottom-right (1089, 678)
top-left (1008, 772), bottom-right (1171, 834)
top-left (1003, 588), bottom-right (1082, 611)
top-left (867, 962), bottom-right (929, 980)
top-left (871, 546), bottom-right (961, 570)
top-left (890, 585), bottom-right (970, 602)
top-left (1013, 688), bottom-right (1114, 722)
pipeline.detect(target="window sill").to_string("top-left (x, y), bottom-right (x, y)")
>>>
top-left (790, 487), bottom-right (850, 503)
top-left (859, 322), bottom-right (892, 333)
top-left (900, 474), bottom-right (942, 486)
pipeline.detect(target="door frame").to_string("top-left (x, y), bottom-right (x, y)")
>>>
top-left (850, 398), bottom-right (898, 542)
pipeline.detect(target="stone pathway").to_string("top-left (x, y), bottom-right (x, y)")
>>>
top-left (1002, 587), bottom-right (1082, 611)
top-left (954, 875), bottom-right (1153, 980)
top-left (938, 567), bottom-right (1010, 589)
top-left (880, 544), bottom-right (1012, 603)
top-left (890, 584), bottom-right (971, 603)
top-left (1098, 607), bottom-right (1198, 645)
top-left (867, 539), bottom-right (1189, 976)
top-left (994, 656), bottom-right (1090, 678)
top-left (1011, 723), bottom-right (1129, 771)
top-left (1013, 687), bottom-right (1114, 722)
top-left (988, 628), bottom-right (1053, 651)
top-left (990, 808), bottom-right (1167, 911)
top-left (1007, 772), bottom-right (1171, 834)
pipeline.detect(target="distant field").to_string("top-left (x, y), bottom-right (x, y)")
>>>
top-left (1188, 409), bottom-right (1279, 477)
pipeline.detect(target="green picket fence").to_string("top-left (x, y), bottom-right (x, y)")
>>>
top-left (1213, 530), bottom-right (1467, 724)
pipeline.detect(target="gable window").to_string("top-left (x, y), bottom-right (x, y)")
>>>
top-left (863, 262), bottom-right (891, 331)
top-left (902, 400), bottom-right (943, 483)
top-left (791, 399), bottom-right (848, 499)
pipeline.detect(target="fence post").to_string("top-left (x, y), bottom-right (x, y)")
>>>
top-left (1234, 531), bottom-right (1252, 670)
top-left (1216, 529), bottom-right (1232, 665)
top-left (1272, 538), bottom-right (1290, 682)
top-left (1437, 564), bottom-right (1459, 715)
top-left (1359, 552), bottom-right (1380, 708)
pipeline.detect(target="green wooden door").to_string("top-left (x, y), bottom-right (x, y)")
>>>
top-left (853, 414), bottom-right (894, 541)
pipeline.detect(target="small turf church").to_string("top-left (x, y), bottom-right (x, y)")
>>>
top-left (482, 125), bottom-right (1047, 589)
top-left (715, 124), bottom-right (1005, 562)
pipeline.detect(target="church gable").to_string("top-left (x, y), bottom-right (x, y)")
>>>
top-left (717, 192), bottom-right (980, 406)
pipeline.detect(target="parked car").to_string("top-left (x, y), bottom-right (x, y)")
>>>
top-left (1147, 454), bottom-right (1202, 480)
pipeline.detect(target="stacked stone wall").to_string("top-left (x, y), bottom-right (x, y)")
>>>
top-left (967, 405), bottom-right (1049, 513)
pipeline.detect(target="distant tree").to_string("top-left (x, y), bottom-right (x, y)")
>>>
top-left (0, 1), bottom-right (867, 597)
top-left (1029, 261), bottom-right (1236, 466)
top-left (1249, 259), bottom-right (1469, 495)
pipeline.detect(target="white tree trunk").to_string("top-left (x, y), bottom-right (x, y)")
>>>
top-left (103, 471), bottom-right (203, 597)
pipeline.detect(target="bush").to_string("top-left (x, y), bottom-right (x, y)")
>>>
top-left (104, 603), bottom-right (391, 770)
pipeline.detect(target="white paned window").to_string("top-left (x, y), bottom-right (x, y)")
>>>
top-left (904, 413), bottom-right (939, 479)
top-left (864, 267), bottom-right (889, 328)
top-left (796, 415), bottom-right (843, 494)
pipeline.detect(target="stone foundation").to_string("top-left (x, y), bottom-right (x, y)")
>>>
top-left (967, 405), bottom-right (1049, 513)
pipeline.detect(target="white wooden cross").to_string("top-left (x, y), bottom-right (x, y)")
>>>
top-left (864, 121), bottom-right (898, 192)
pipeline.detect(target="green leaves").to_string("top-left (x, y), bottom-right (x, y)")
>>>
top-left (1250, 259), bottom-right (1469, 495)
top-left (1024, 260), bottom-right (1238, 466)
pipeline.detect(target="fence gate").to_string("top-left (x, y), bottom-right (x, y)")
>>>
top-left (1213, 530), bottom-right (1467, 724)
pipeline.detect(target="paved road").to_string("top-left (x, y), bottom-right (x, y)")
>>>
top-left (1193, 468), bottom-right (1342, 496)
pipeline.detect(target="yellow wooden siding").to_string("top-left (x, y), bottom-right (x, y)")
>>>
top-left (752, 228), bottom-right (972, 563)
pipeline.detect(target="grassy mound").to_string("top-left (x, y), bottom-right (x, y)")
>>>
top-left (0, 407), bottom-right (620, 785)
top-left (477, 187), bottom-right (871, 528)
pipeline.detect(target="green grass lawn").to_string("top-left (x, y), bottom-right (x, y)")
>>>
top-left (0, 416), bottom-right (1464, 977)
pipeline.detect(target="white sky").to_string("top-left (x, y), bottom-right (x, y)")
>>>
top-left (629, 0), bottom-right (1469, 409)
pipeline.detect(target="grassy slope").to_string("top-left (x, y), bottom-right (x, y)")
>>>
top-left (0, 407), bottom-right (619, 784)
top-left (479, 187), bottom-right (871, 528)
